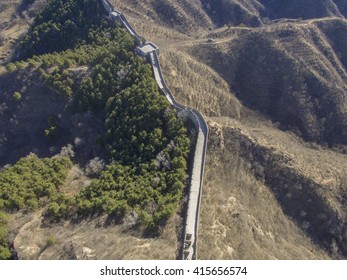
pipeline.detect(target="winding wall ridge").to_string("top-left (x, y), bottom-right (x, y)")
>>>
top-left (100, 0), bottom-right (208, 260)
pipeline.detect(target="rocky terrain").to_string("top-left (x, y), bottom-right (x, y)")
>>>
top-left (0, 0), bottom-right (47, 64)
top-left (1, 0), bottom-right (347, 259)
top-left (190, 18), bottom-right (347, 145)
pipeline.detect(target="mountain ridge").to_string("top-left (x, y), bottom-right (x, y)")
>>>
top-left (1, 0), bottom-right (347, 259)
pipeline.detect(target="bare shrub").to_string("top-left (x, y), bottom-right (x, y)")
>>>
top-left (58, 144), bottom-right (75, 158)
top-left (85, 157), bottom-right (105, 177)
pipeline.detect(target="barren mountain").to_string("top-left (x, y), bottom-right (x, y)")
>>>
top-left (201, 0), bottom-right (347, 26)
top-left (109, 0), bottom-right (347, 258)
top-left (189, 18), bottom-right (347, 145)
top-left (1, 0), bottom-right (347, 260)
top-left (110, 0), bottom-right (347, 30)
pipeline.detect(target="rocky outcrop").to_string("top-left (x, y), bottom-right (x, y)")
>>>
top-left (220, 124), bottom-right (347, 257)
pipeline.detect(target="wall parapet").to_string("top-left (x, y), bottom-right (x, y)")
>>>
top-left (99, 0), bottom-right (208, 260)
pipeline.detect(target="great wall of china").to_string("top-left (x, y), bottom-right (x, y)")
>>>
top-left (101, 0), bottom-right (208, 260)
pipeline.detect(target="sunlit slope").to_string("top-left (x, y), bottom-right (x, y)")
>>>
top-left (111, 0), bottom-right (347, 259)
top-left (190, 18), bottom-right (347, 146)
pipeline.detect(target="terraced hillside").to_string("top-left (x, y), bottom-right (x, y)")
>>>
top-left (201, 0), bottom-right (347, 26)
top-left (109, 0), bottom-right (347, 30)
top-left (1, 0), bottom-right (347, 259)
top-left (190, 18), bottom-right (347, 145)
top-left (108, 0), bottom-right (347, 259)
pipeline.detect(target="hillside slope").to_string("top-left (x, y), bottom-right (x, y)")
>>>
top-left (201, 0), bottom-right (347, 26)
top-left (1, 0), bottom-right (191, 260)
top-left (110, 0), bottom-right (347, 30)
top-left (108, 0), bottom-right (347, 259)
top-left (1, 0), bottom-right (347, 260)
top-left (190, 18), bottom-right (347, 146)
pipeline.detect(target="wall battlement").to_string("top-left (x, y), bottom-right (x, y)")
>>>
top-left (100, 0), bottom-right (208, 260)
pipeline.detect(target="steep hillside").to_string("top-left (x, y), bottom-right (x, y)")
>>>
top-left (260, 0), bottom-right (346, 19)
top-left (189, 18), bottom-right (347, 146)
top-left (0, 0), bottom-right (47, 63)
top-left (201, 115), bottom-right (347, 258)
top-left (107, 0), bottom-right (347, 259)
top-left (201, 0), bottom-right (264, 27)
top-left (111, 0), bottom-right (213, 33)
top-left (0, 0), bottom-right (191, 259)
top-left (109, 0), bottom-right (347, 31)
top-left (201, 0), bottom-right (347, 27)
top-left (200, 120), bottom-right (335, 259)
top-left (0, 69), bottom-right (98, 166)
top-left (2, 0), bottom-right (347, 260)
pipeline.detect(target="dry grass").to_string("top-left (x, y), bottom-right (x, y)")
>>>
top-left (198, 113), bottom-right (347, 259)
top-left (110, 0), bottom-right (213, 34)
top-left (59, 166), bottom-right (91, 197)
top-left (0, 0), bottom-right (24, 61)
top-left (7, 160), bottom-right (183, 260)
top-left (3, 0), bottom-right (347, 259)
top-left (11, 208), bottom-right (181, 260)
top-left (139, 11), bottom-right (347, 258)
top-left (199, 158), bottom-right (327, 259)
top-left (0, 0), bottom-right (47, 63)
top-left (188, 18), bottom-right (347, 146)
top-left (214, 113), bottom-right (347, 188)
top-left (159, 48), bottom-right (241, 118)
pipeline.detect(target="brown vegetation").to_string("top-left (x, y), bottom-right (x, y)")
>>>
top-left (1, 0), bottom-right (347, 259)
top-left (189, 18), bottom-right (347, 146)
top-left (0, 0), bottom-right (47, 63)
